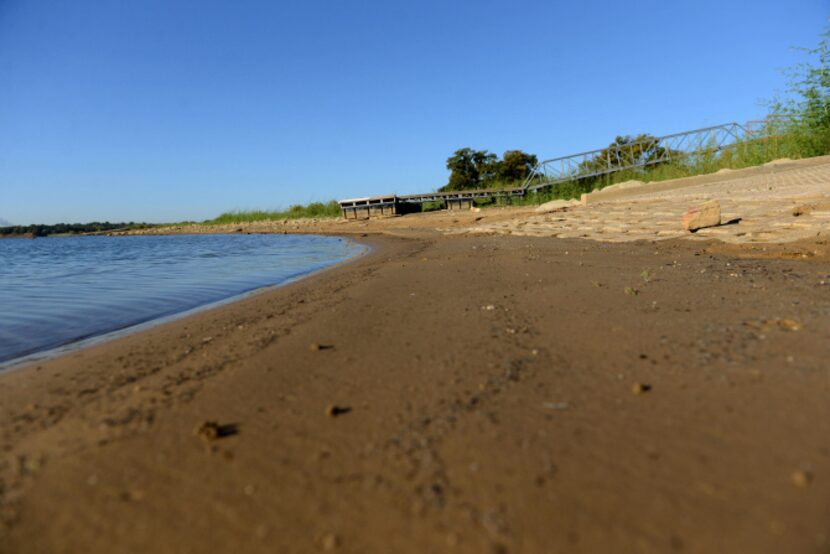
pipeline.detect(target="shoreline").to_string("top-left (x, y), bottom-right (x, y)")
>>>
top-left (1, 227), bottom-right (829, 552)
top-left (0, 233), bottom-right (372, 374)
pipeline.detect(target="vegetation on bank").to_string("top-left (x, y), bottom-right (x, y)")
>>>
top-left (0, 221), bottom-right (155, 238)
top-left (206, 201), bottom-right (342, 225)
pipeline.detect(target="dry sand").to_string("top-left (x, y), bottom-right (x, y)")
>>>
top-left (1, 223), bottom-right (829, 553)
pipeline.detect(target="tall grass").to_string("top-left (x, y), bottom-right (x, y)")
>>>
top-left (206, 201), bottom-right (342, 224)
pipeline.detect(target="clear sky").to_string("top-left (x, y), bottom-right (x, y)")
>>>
top-left (1, 0), bottom-right (826, 225)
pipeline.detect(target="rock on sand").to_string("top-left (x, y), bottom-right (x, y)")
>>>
top-left (682, 200), bottom-right (721, 232)
top-left (534, 199), bottom-right (582, 214)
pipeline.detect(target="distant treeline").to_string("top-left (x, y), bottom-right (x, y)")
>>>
top-left (0, 222), bottom-right (155, 237)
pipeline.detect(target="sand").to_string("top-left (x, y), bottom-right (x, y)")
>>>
top-left (1, 225), bottom-right (829, 553)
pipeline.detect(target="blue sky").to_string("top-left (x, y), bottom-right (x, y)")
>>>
top-left (0, 0), bottom-right (826, 224)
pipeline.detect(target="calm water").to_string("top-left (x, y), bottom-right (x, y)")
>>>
top-left (0, 234), bottom-right (363, 366)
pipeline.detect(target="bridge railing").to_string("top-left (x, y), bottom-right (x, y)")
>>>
top-left (522, 122), bottom-right (749, 192)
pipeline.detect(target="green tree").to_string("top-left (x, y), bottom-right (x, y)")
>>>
top-left (441, 148), bottom-right (538, 191)
top-left (442, 148), bottom-right (497, 191)
top-left (497, 150), bottom-right (538, 182)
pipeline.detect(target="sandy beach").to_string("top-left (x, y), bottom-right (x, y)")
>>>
top-left (0, 223), bottom-right (828, 553)
top-left (4, 4), bottom-right (828, 551)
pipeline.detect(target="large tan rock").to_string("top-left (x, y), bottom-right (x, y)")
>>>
top-left (534, 199), bottom-right (581, 214)
top-left (682, 200), bottom-right (721, 231)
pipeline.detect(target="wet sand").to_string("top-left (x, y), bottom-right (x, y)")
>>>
top-left (1, 230), bottom-right (829, 553)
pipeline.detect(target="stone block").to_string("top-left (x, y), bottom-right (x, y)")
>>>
top-left (682, 200), bottom-right (721, 231)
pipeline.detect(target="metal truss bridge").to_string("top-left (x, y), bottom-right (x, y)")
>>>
top-left (522, 122), bottom-right (749, 192)
top-left (339, 121), bottom-right (771, 218)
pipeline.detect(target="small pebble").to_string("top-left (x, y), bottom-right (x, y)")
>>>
top-left (320, 532), bottom-right (339, 550)
top-left (777, 319), bottom-right (802, 332)
top-left (326, 405), bottom-right (351, 418)
top-left (791, 469), bottom-right (812, 488)
top-left (194, 421), bottom-right (220, 441)
top-left (632, 383), bottom-right (652, 395)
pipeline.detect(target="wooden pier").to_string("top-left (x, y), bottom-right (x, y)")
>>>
top-left (338, 196), bottom-right (412, 220)
top-left (338, 188), bottom-right (525, 219)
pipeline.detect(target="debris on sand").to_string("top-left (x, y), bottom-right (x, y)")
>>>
top-left (194, 421), bottom-right (238, 441)
top-left (744, 318), bottom-right (802, 332)
top-left (195, 421), bottom-right (221, 441)
top-left (777, 319), bottom-right (802, 332)
top-left (791, 469), bottom-right (812, 488)
top-left (631, 383), bottom-right (652, 395)
top-left (319, 532), bottom-right (339, 550)
top-left (682, 200), bottom-right (721, 232)
top-left (326, 405), bottom-right (352, 418)
top-left (310, 343), bottom-right (334, 351)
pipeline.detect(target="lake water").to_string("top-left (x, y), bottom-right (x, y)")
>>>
top-left (0, 234), bottom-right (364, 367)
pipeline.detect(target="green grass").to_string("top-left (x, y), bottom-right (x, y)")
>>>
top-left (420, 200), bottom-right (445, 213)
top-left (206, 201), bottom-right (342, 224)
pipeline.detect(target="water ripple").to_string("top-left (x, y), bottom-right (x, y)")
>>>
top-left (0, 234), bottom-right (362, 364)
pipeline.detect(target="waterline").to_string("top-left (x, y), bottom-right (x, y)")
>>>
top-left (0, 234), bottom-right (366, 370)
